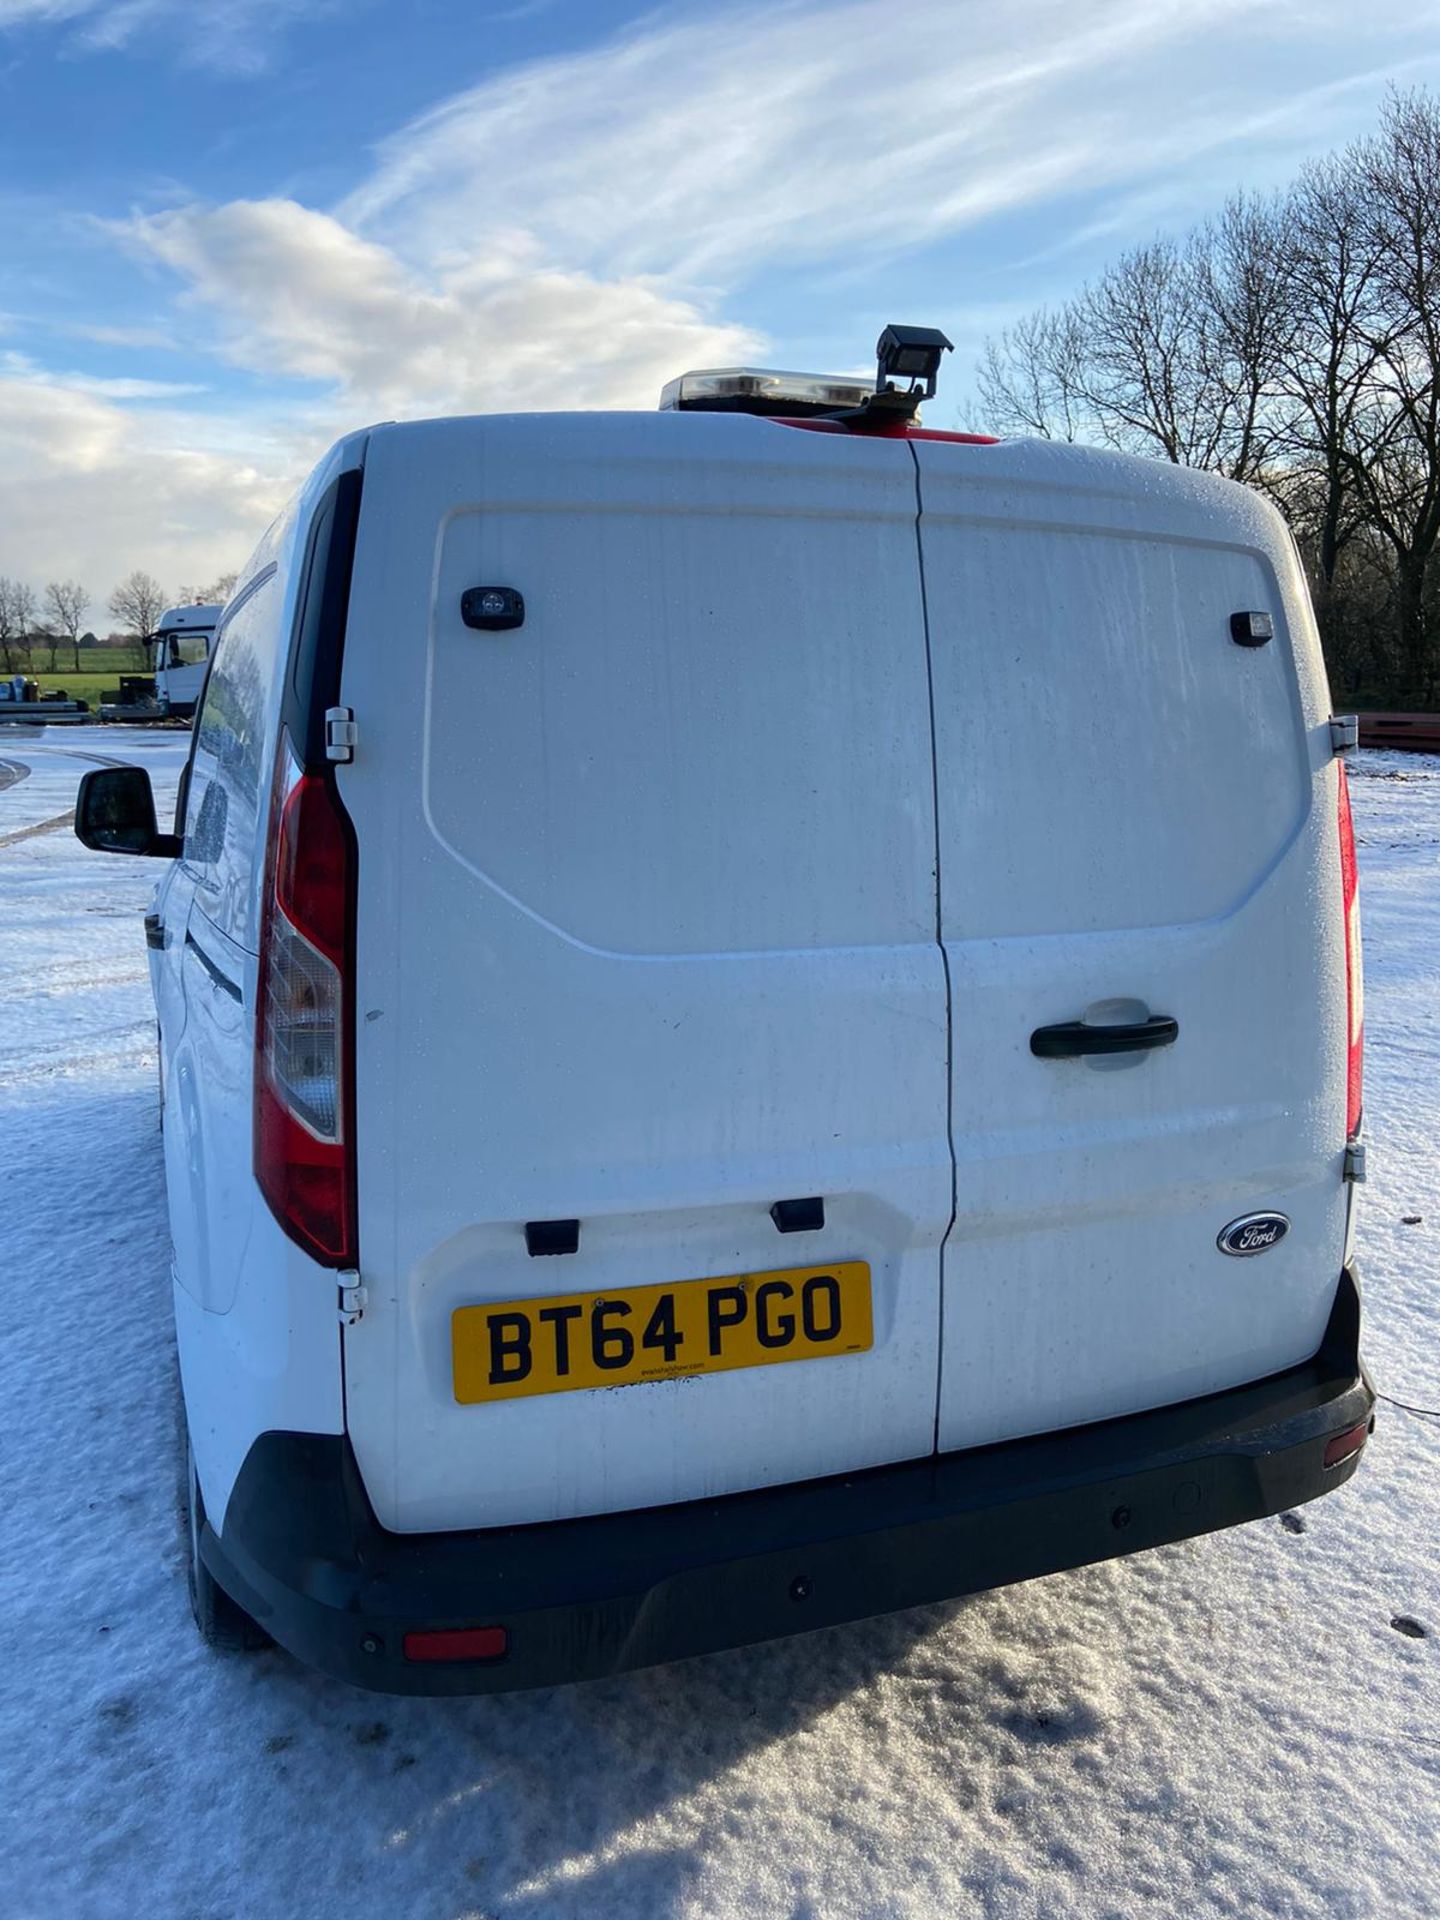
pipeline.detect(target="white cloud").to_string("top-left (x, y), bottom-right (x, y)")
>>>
top-left (117, 197), bottom-right (765, 417)
top-left (343, 0), bottom-right (1440, 288)
top-left (0, 185), bottom-right (762, 590)
top-left (0, 0), bottom-right (332, 70)
top-left (64, 322), bottom-right (178, 351)
top-left (117, 0), bottom-right (1440, 432)
top-left (21, 0), bottom-right (1440, 594)
top-left (0, 365), bottom-right (293, 596)
top-left (1, 348), bottom-right (203, 399)
top-left (0, 1), bottom-right (94, 16)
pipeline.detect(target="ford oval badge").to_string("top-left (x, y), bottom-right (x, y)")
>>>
top-left (1218, 1212), bottom-right (1290, 1257)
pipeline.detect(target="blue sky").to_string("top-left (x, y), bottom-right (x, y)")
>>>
top-left (4, 0), bottom-right (1440, 600)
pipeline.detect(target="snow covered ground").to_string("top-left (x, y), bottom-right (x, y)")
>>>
top-left (1, 729), bottom-right (1435, 1920)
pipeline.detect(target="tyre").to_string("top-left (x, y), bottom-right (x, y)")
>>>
top-left (185, 1433), bottom-right (271, 1654)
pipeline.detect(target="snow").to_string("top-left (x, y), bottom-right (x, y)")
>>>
top-left (1, 730), bottom-right (1436, 1920)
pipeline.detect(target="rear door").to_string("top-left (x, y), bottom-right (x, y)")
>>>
top-left (913, 440), bottom-right (1350, 1450)
top-left (339, 413), bottom-right (952, 1532)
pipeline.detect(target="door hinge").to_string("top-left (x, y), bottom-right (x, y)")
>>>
top-left (325, 707), bottom-right (357, 763)
top-left (1343, 1140), bottom-right (1367, 1184)
top-left (338, 1272), bottom-right (368, 1325)
top-left (1330, 714), bottom-right (1359, 757)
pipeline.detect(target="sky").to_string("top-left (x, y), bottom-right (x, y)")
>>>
top-left (3, 0), bottom-right (1440, 607)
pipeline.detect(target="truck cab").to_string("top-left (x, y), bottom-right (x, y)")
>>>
top-left (148, 603), bottom-right (223, 718)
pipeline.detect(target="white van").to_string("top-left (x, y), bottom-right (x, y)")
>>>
top-left (77, 338), bottom-right (1373, 1695)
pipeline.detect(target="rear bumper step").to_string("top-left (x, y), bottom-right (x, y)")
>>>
top-left (208, 1268), bottom-right (1373, 1696)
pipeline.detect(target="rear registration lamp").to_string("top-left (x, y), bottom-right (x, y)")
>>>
top-left (402, 1626), bottom-right (508, 1663)
top-left (1322, 1420), bottom-right (1372, 1470)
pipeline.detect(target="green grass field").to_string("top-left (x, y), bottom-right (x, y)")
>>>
top-left (8, 652), bottom-right (154, 704)
top-left (35, 674), bottom-right (142, 705)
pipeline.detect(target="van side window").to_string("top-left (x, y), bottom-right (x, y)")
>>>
top-left (183, 571), bottom-right (281, 946)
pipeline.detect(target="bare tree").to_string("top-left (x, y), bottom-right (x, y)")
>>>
top-left (1270, 156), bottom-right (1387, 599)
top-left (977, 307), bottom-right (1089, 442)
top-left (973, 86), bottom-right (1440, 704)
top-left (0, 578), bottom-right (37, 677)
top-left (1077, 237), bottom-right (1217, 465)
top-left (1192, 195), bottom-right (1296, 484)
top-left (108, 570), bottom-right (167, 640)
top-left (978, 205), bottom-right (1291, 480)
top-left (1346, 90), bottom-right (1440, 700)
top-left (44, 580), bottom-right (91, 673)
top-left (179, 571), bottom-right (238, 607)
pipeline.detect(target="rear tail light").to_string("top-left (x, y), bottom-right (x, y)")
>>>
top-left (403, 1626), bottom-right (508, 1663)
top-left (255, 730), bottom-right (356, 1265)
top-left (1323, 1419), bottom-right (1371, 1469)
top-left (1337, 761), bottom-right (1364, 1138)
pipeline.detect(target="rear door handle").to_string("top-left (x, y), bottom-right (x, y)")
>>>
top-left (1031, 1015), bottom-right (1178, 1058)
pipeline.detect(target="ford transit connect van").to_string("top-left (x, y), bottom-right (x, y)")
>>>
top-left (77, 335), bottom-right (1373, 1694)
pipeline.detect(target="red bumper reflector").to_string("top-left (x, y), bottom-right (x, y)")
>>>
top-left (402, 1626), bottom-right (508, 1663)
top-left (1323, 1420), bottom-right (1371, 1469)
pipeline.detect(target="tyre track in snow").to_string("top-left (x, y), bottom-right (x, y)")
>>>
top-left (0, 808), bottom-right (77, 848)
top-left (0, 741), bottom-right (142, 847)
top-left (0, 953), bottom-right (149, 997)
top-left (0, 1021), bottom-right (157, 1092)
top-left (0, 733), bottom-right (178, 1090)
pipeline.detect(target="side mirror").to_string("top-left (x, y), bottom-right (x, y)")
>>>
top-left (75, 767), bottom-right (182, 858)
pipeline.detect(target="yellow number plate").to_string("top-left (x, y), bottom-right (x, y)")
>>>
top-left (452, 1261), bottom-right (872, 1405)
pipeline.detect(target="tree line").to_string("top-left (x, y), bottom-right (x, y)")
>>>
top-left (976, 88), bottom-right (1440, 707)
top-left (0, 568), bottom-right (238, 676)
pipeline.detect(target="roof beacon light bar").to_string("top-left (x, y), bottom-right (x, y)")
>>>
top-left (660, 324), bottom-right (954, 429)
top-left (659, 367), bottom-right (875, 418)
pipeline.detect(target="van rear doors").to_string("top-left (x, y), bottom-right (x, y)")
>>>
top-left (335, 417), bottom-right (1348, 1536)
top-left (336, 415), bottom-right (953, 1532)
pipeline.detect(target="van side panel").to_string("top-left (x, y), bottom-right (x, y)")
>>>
top-left (339, 415), bottom-right (953, 1532)
top-left (168, 432), bottom-right (367, 1535)
top-left (914, 443), bottom-right (1350, 1450)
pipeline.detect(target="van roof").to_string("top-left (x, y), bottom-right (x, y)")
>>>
top-left (350, 410), bottom-right (1280, 549)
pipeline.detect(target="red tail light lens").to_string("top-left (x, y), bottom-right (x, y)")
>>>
top-left (255, 732), bottom-right (356, 1266)
top-left (1323, 1419), bottom-right (1371, 1469)
top-left (403, 1626), bottom-right (508, 1663)
top-left (1337, 761), bottom-right (1364, 1138)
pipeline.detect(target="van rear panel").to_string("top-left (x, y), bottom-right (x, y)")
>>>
top-left (913, 443), bottom-right (1349, 1449)
top-left (334, 418), bottom-right (1351, 1537)
top-left (338, 415), bottom-right (953, 1532)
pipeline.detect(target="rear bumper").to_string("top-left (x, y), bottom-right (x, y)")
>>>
top-left (207, 1268), bottom-right (1373, 1696)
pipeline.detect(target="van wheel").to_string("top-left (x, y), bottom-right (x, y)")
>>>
top-left (185, 1437), bottom-right (271, 1654)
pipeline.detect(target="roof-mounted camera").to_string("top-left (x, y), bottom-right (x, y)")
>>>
top-left (875, 325), bottom-right (952, 405)
top-left (823, 324), bottom-right (955, 432)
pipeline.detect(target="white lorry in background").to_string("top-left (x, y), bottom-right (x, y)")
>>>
top-left (148, 603), bottom-right (222, 718)
top-left (75, 325), bottom-right (1373, 1698)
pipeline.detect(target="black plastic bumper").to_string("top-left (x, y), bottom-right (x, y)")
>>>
top-left (206, 1268), bottom-right (1374, 1696)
